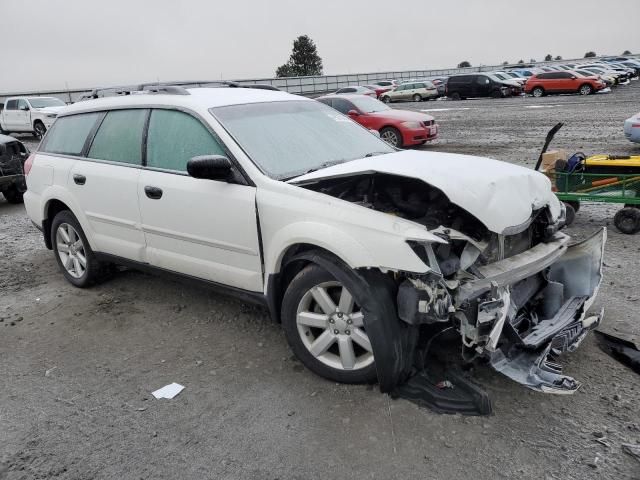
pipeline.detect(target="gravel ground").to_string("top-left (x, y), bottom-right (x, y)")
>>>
top-left (1, 83), bottom-right (639, 480)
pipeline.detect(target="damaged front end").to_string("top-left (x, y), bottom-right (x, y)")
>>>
top-left (402, 225), bottom-right (606, 394)
top-left (299, 172), bottom-right (606, 395)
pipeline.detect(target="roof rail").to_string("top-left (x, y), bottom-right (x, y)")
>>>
top-left (77, 80), bottom-right (280, 101)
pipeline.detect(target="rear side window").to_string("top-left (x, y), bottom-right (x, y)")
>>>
top-left (146, 109), bottom-right (226, 172)
top-left (40, 113), bottom-right (102, 156)
top-left (88, 109), bottom-right (147, 165)
top-left (5, 100), bottom-right (17, 110)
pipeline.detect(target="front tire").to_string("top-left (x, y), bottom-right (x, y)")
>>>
top-left (379, 127), bottom-right (403, 148)
top-left (532, 87), bottom-right (544, 97)
top-left (281, 264), bottom-right (377, 384)
top-left (449, 92), bottom-right (461, 101)
top-left (34, 121), bottom-right (47, 139)
top-left (51, 210), bottom-right (105, 287)
top-left (412, 94), bottom-right (422, 102)
top-left (579, 84), bottom-right (593, 95)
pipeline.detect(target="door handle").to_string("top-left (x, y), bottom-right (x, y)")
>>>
top-left (144, 186), bottom-right (163, 200)
top-left (73, 174), bottom-right (86, 185)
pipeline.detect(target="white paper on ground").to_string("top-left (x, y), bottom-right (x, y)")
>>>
top-left (152, 383), bottom-right (185, 399)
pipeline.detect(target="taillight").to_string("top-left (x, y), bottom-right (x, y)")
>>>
top-left (24, 153), bottom-right (35, 176)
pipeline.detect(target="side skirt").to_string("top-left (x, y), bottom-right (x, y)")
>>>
top-left (94, 252), bottom-right (269, 309)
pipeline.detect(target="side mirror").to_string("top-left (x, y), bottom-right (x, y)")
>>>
top-left (20, 105), bottom-right (30, 111)
top-left (187, 155), bottom-right (233, 181)
top-left (347, 110), bottom-right (360, 117)
top-left (570, 75), bottom-right (576, 79)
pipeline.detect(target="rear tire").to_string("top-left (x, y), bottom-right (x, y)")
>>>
top-left (281, 264), bottom-right (377, 384)
top-left (379, 127), bottom-right (403, 148)
top-left (449, 92), bottom-right (461, 101)
top-left (51, 210), bottom-right (107, 287)
top-left (532, 87), bottom-right (544, 97)
top-left (381, 96), bottom-right (391, 103)
top-left (412, 94), bottom-right (422, 102)
top-left (614, 207), bottom-right (640, 234)
top-left (2, 185), bottom-right (24, 204)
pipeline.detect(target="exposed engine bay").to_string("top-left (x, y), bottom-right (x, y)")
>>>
top-left (300, 172), bottom-right (605, 399)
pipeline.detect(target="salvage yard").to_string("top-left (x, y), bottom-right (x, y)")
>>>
top-left (2, 84), bottom-right (640, 480)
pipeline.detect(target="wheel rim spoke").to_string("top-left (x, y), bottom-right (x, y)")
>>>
top-left (309, 330), bottom-right (336, 357)
top-left (58, 226), bottom-right (70, 243)
top-left (57, 242), bottom-right (69, 253)
top-left (62, 253), bottom-right (73, 270)
top-left (351, 328), bottom-right (372, 352)
top-left (297, 311), bottom-right (328, 328)
top-left (338, 288), bottom-right (354, 314)
top-left (350, 312), bottom-right (364, 327)
top-left (72, 257), bottom-right (82, 275)
top-left (311, 286), bottom-right (336, 314)
top-left (76, 251), bottom-right (87, 267)
top-left (338, 336), bottom-right (356, 369)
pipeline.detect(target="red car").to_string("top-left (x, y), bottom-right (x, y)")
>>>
top-left (317, 94), bottom-right (438, 148)
top-left (363, 84), bottom-right (393, 98)
top-left (524, 71), bottom-right (606, 97)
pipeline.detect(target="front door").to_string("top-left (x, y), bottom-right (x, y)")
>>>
top-left (137, 108), bottom-right (263, 292)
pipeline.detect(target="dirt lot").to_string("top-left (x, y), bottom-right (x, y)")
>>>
top-left (1, 84), bottom-right (640, 480)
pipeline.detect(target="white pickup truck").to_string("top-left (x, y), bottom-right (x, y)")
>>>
top-left (0, 96), bottom-right (66, 138)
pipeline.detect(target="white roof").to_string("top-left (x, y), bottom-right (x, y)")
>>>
top-left (61, 87), bottom-right (308, 116)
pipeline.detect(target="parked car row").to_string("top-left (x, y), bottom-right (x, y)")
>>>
top-left (333, 57), bottom-right (639, 104)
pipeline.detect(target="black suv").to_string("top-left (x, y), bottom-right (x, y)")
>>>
top-left (0, 134), bottom-right (29, 204)
top-left (446, 74), bottom-right (511, 100)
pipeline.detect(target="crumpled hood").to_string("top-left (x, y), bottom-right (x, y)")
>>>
top-left (290, 150), bottom-right (561, 234)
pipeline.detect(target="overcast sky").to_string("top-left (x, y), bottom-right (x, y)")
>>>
top-left (2, 0), bottom-right (639, 92)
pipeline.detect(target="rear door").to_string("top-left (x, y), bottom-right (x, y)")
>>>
top-left (69, 109), bottom-right (148, 261)
top-left (137, 108), bottom-right (263, 292)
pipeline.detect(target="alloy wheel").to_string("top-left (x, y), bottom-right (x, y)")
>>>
top-left (296, 281), bottom-right (373, 371)
top-left (580, 85), bottom-right (592, 95)
top-left (380, 129), bottom-right (400, 147)
top-left (56, 223), bottom-right (87, 279)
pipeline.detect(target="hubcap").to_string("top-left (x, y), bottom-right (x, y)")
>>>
top-left (381, 130), bottom-right (399, 147)
top-left (534, 89), bottom-right (542, 97)
top-left (56, 223), bottom-right (87, 279)
top-left (296, 281), bottom-right (373, 371)
top-left (580, 86), bottom-right (590, 95)
top-left (35, 124), bottom-right (45, 138)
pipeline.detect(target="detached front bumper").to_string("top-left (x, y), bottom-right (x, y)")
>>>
top-left (476, 228), bottom-right (607, 394)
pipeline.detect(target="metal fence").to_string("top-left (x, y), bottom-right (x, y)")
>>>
top-left (1, 55), bottom-right (638, 104)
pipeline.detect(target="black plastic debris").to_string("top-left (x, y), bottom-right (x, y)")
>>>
top-left (392, 368), bottom-right (492, 416)
top-left (594, 331), bottom-right (640, 375)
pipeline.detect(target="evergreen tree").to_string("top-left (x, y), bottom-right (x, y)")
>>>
top-left (276, 35), bottom-right (323, 77)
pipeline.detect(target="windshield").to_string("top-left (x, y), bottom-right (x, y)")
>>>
top-left (349, 96), bottom-right (390, 113)
top-left (492, 73), bottom-right (507, 80)
top-left (211, 101), bottom-right (395, 180)
top-left (27, 97), bottom-right (65, 108)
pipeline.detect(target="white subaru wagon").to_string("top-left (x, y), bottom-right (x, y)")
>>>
top-left (24, 86), bottom-right (606, 394)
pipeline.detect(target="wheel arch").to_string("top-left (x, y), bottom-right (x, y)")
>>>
top-left (42, 192), bottom-right (96, 251)
top-left (265, 237), bottom-right (371, 324)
